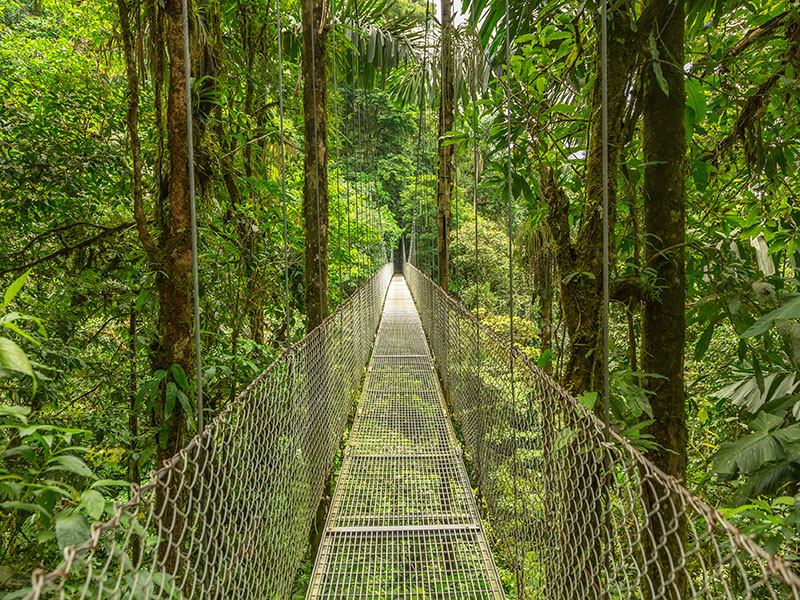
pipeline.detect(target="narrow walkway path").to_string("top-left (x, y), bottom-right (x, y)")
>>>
top-left (307, 275), bottom-right (505, 599)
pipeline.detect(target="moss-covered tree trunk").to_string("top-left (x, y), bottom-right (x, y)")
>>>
top-left (641, 1), bottom-right (688, 597)
top-left (301, 0), bottom-right (331, 563)
top-left (119, 0), bottom-right (193, 475)
top-left (302, 0), bottom-right (329, 332)
top-left (436, 0), bottom-right (454, 291)
top-left (118, 0), bottom-right (196, 570)
top-left (158, 0), bottom-right (193, 464)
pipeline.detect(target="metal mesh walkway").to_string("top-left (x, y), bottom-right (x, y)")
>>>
top-left (307, 275), bottom-right (505, 600)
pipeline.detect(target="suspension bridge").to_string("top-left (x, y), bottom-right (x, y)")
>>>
top-left (20, 261), bottom-right (800, 599)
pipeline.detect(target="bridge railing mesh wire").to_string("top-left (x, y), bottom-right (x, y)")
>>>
top-left (22, 263), bottom-right (393, 600)
top-left (403, 262), bottom-right (800, 600)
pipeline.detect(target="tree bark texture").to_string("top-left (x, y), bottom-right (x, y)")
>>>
top-left (302, 0), bottom-right (329, 333)
top-left (641, 0), bottom-right (688, 597)
top-left (158, 0), bottom-right (193, 462)
top-left (117, 0), bottom-right (196, 571)
top-left (436, 0), bottom-right (454, 291)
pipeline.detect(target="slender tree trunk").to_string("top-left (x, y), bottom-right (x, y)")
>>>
top-left (120, 0), bottom-right (195, 571)
top-left (641, 1), bottom-right (687, 598)
top-left (301, 0), bottom-right (331, 563)
top-left (129, 308), bottom-right (140, 489)
top-left (436, 0), bottom-right (454, 291)
top-left (158, 0), bottom-right (193, 461)
top-left (302, 0), bottom-right (329, 332)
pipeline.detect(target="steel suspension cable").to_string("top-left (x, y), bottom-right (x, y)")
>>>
top-left (454, 145), bottom-right (458, 297)
top-left (363, 88), bottom-right (386, 264)
top-left (357, 42), bottom-right (372, 265)
top-left (275, 0), bottom-right (291, 344)
top-left (331, 0), bottom-right (342, 302)
top-left (351, 17), bottom-right (362, 276)
top-left (308, 0), bottom-right (325, 317)
top-left (601, 0), bottom-right (611, 445)
top-left (502, 0), bottom-right (521, 594)
top-left (470, 21), bottom-right (483, 516)
top-left (359, 57), bottom-right (387, 265)
top-left (601, 4), bottom-right (613, 585)
top-left (412, 0), bottom-right (431, 268)
top-left (181, 0), bottom-right (203, 433)
top-left (438, 13), bottom-right (446, 285)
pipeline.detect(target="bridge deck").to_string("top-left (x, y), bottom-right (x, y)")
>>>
top-left (307, 275), bottom-right (505, 599)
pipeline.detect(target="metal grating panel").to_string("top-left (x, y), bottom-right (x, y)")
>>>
top-left (328, 455), bottom-right (477, 528)
top-left (308, 529), bottom-right (503, 600)
top-left (308, 275), bottom-right (505, 600)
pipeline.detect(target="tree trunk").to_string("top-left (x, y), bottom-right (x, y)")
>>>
top-left (546, 10), bottom-right (638, 396)
top-left (158, 0), bottom-right (193, 461)
top-left (301, 0), bottom-right (331, 563)
top-left (118, 0), bottom-right (195, 570)
top-left (302, 0), bottom-right (329, 333)
top-left (129, 308), bottom-right (140, 489)
top-left (436, 0), bottom-right (454, 291)
top-left (641, 0), bottom-right (687, 597)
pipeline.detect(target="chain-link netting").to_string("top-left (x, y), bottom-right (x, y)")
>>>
top-left (21, 264), bottom-right (392, 600)
top-left (403, 262), bottom-right (800, 600)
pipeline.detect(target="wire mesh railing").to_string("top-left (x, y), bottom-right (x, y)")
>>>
top-left (403, 261), bottom-right (800, 600)
top-left (21, 263), bottom-right (393, 600)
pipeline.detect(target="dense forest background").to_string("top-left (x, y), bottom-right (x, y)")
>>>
top-left (1, 0), bottom-right (799, 595)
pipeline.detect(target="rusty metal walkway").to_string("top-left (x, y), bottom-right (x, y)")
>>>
top-left (307, 275), bottom-right (505, 599)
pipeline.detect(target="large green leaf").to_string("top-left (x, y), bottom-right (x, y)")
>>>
top-left (741, 295), bottom-right (800, 338)
top-left (685, 78), bottom-right (707, 125)
top-left (712, 372), bottom-right (799, 413)
top-left (170, 364), bottom-right (189, 391)
top-left (0, 336), bottom-right (34, 391)
top-left (80, 489), bottom-right (105, 520)
top-left (714, 413), bottom-right (799, 476)
top-left (47, 455), bottom-right (93, 478)
top-left (55, 508), bottom-right (91, 551)
top-left (2, 270), bottom-right (30, 310)
top-left (0, 500), bottom-right (52, 520)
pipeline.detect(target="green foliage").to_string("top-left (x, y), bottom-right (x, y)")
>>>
top-left (0, 404), bottom-right (128, 582)
top-left (0, 271), bottom-right (45, 392)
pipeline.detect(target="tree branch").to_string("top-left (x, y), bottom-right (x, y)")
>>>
top-left (0, 222), bottom-right (138, 276)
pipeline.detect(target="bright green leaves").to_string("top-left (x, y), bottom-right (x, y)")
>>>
top-left (0, 269), bottom-right (45, 392)
top-left (577, 391), bottom-right (598, 411)
top-left (47, 455), bottom-right (94, 478)
top-left (0, 336), bottom-right (34, 382)
top-left (713, 371), bottom-right (799, 413)
top-left (685, 81), bottom-right (707, 130)
top-left (2, 270), bottom-right (29, 311)
top-left (170, 363), bottom-right (189, 391)
top-left (80, 489), bottom-right (106, 520)
top-left (0, 404), bottom-right (120, 560)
